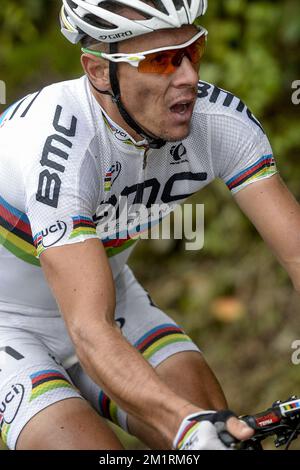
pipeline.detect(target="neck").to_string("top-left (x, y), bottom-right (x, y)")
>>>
top-left (89, 84), bottom-right (145, 143)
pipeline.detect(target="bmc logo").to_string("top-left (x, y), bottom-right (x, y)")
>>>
top-left (0, 384), bottom-right (24, 425)
top-left (41, 220), bottom-right (67, 247)
top-left (36, 105), bottom-right (78, 208)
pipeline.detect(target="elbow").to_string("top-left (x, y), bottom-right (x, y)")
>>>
top-left (67, 323), bottom-right (97, 378)
top-left (68, 320), bottom-right (89, 350)
top-left (68, 320), bottom-right (92, 364)
top-left (67, 306), bottom-right (116, 358)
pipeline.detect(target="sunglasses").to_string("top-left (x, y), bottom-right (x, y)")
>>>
top-left (82, 26), bottom-right (207, 74)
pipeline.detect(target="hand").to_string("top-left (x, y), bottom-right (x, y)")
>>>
top-left (173, 410), bottom-right (254, 450)
top-left (225, 414), bottom-right (254, 442)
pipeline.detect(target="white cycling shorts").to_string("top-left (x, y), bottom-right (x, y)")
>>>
top-left (0, 265), bottom-right (200, 449)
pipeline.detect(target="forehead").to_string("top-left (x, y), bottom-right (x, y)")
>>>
top-left (119, 24), bottom-right (198, 53)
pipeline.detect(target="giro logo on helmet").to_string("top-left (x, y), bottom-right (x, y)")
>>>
top-left (99, 32), bottom-right (133, 41)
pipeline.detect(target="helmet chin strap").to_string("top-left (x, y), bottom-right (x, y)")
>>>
top-left (104, 42), bottom-right (166, 150)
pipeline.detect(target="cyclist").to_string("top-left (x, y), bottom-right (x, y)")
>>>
top-left (1, 0), bottom-right (298, 450)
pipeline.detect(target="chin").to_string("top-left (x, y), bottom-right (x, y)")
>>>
top-left (161, 125), bottom-right (191, 142)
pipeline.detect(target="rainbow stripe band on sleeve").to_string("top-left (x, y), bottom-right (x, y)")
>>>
top-left (0, 194), bottom-right (39, 266)
top-left (69, 216), bottom-right (97, 240)
top-left (134, 323), bottom-right (192, 361)
top-left (102, 234), bottom-right (138, 258)
top-left (29, 369), bottom-right (74, 402)
top-left (226, 154), bottom-right (276, 191)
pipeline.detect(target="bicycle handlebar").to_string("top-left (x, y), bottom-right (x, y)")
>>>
top-left (232, 396), bottom-right (300, 450)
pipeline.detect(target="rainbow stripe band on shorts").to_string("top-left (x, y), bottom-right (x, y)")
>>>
top-left (30, 369), bottom-right (73, 402)
top-left (98, 391), bottom-right (119, 425)
top-left (134, 323), bottom-right (192, 361)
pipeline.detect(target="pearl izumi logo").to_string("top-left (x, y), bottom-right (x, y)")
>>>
top-left (41, 220), bottom-right (67, 247)
top-left (170, 143), bottom-right (188, 165)
top-left (0, 384), bottom-right (24, 424)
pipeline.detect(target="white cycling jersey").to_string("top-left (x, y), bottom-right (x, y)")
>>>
top-left (0, 76), bottom-right (277, 315)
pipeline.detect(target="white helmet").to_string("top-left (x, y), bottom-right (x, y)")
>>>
top-left (60, 0), bottom-right (208, 44)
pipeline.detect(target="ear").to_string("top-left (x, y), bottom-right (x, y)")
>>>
top-left (81, 54), bottom-right (111, 92)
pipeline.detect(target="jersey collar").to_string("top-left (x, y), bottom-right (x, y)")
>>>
top-left (101, 107), bottom-right (148, 150)
top-left (86, 78), bottom-right (148, 150)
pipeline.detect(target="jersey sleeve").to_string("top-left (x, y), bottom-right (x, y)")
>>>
top-left (24, 141), bottom-right (101, 259)
top-left (210, 113), bottom-right (277, 194)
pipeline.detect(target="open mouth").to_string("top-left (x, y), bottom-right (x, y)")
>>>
top-left (170, 103), bottom-right (191, 114)
top-left (169, 100), bottom-right (195, 121)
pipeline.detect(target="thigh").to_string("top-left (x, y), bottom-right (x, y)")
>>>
top-left (156, 351), bottom-right (227, 410)
top-left (0, 327), bottom-right (122, 450)
top-left (114, 265), bottom-right (201, 367)
top-left (17, 398), bottom-right (123, 450)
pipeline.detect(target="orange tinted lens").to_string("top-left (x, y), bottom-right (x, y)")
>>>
top-left (185, 36), bottom-right (206, 65)
top-left (138, 36), bottom-right (206, 74)
top-left (138, 50), bottom-right (176, 74)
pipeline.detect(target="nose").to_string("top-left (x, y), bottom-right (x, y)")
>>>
top-left (171, 55), bottom-right (200, 89)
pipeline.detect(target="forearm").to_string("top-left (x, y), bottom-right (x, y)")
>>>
top-left (71, 319), bottom-right (199, 445)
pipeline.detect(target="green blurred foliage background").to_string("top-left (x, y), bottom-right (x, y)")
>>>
top-left (0, 0), bottom-right (300, 450)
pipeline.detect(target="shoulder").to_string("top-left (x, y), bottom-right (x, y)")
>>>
top-left (191, 82), bottom-right (276, 193)
top-left (0, 77), bottom-right (101, 209)
top-left (0, 76), bottom-right (97, 174)
top-left (0, 76), bottom-right (92, 140)
top-left (193, 80), bottom-right (265, 136)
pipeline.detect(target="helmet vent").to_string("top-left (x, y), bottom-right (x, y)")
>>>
top-left (67, 0), bottom-right (79, 9)
top-left (83, 13), bottom-right (117, 30)
top-left (173, 0), bottom-right (186, 10)
top-left (99, 1), bottom-right (155, 20)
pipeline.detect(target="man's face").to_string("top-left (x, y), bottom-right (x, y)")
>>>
top-left (117, 25), bottom-right (201, 142)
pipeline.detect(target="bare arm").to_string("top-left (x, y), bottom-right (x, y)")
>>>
top-left (234, 174), bottom-right (300, 292)
top-left (40, 239), bottom-right (198, 445)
